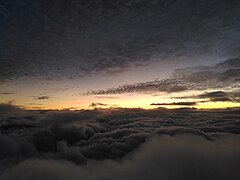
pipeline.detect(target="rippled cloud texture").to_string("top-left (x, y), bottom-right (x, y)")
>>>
top-left (1, 0), bottom-right (240, 82)
top-left (0, 104), bottom-right (239, 179)
top-left (86, 58), bottom-right (240, 95)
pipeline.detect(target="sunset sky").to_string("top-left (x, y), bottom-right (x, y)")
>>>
top-left (0, 0), bottom-right (240, 110)
top-left (1, 1), bottom-right (240, 179)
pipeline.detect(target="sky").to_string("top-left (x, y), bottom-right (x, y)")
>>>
top-left (0, 0), bottom-right (240, 110)
top-left (0, 1), bottom-right (240, 179)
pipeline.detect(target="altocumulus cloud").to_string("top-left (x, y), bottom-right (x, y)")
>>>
top-left (86, 58), bottom-right (240, 95)
top-left (0, 0), bottom-right (240, 81)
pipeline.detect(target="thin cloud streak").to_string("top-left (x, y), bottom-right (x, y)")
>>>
top-left (151, 102), bottom-right (197, 106)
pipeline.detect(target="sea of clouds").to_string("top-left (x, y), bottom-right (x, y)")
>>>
top-left (0, 104), bottom-right (240, 179)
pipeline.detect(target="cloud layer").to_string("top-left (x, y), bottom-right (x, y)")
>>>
top-left (0, 0), bottom-right (240, 82)
top-left (86, 58), bottom-right (240, 96)
top-left (1, 135), bottom-right (240, 180)
top-left (0, 104), bottom-right (240, 179)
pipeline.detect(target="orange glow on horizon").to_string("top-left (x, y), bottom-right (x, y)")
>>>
top-left (19, 99), bottom-right (240, 111)
top-left (2, 90), bottom-right (240, 111)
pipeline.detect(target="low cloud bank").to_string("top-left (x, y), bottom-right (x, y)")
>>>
top-left (0, 105), bottom-right (240, 179)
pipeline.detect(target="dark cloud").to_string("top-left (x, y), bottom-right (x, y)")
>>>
top-left (86, 58), bottom-right (240, 95)
top-left (174, 90), bottom-right (240, 103)
top-left (0, 132), bottom-right (39, 173)
top-left (199, 91), bottom-right (228, 98)
top-left (154, 126), bottom-right (212, 140)
top-left (0, 0), bottom-right (239, 82)
top-left (1, 106), bottom-right (240, 159)
top-left (0, 105), bottom-right (240, 177)
top-left (85, 79), bottom-right (189, 95)
top-left (55, 140), bottom-right (87, 164)
top-left (0, 92), bottom-right (14, 95)
top-left (89, 102), bottom-right (109, 108)
top-left (89, 102), bottom-right (118, 108)
top-left (151, 102), bottom-right (197, 106)
top-left (0, 103), bottom-right (28, 118)
top-left (0, 133), bottom-right (19, 159)
top-left (174, 58), bottom-right (240, 83)
top-left (26, 103), bottom-right (43, 105)
top-left (198, 91), bottom-right (232, 102)
top-left (34, 96), bottom-right (49, 100)
top-left (216, 58), bottom-right (240, 70)
top-left (1, 135), bottom-right (240, 180)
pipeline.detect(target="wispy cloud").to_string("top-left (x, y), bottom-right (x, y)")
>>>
top-left (85, 58), bottom-right (240, 95)
top-left (95, 96), bottom-right (119, 99)
top-left (174, 90), bottom-right (240, 103)
top-left (85, 79), bottom-right (189, 95)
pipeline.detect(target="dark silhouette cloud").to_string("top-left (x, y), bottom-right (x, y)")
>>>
top-left (89, 102), bottom-right (118, 108)
top-left (0, 103), bottom-right (28, 118)
top-left (34, 96), bottom-right (49, 100)
top-left (89, 102), bottom-right (109, 108)
top-left (0, 92), bottom-right (14, 95)
top-left (174, 90), bottom-right (240, 103)
top-left (198, 91), bottom-right (232, 102)
top-left (26, 103), bottom-right (43, 106)
top-left (151, 102), bottom-right (197, 106)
